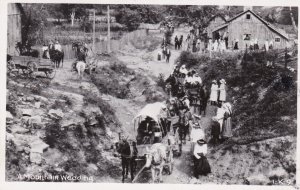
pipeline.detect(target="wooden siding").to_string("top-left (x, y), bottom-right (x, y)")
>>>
top-left (7, 4), bottom-right (22, 55)
top-left (214, 11), bottom-right (288, 50)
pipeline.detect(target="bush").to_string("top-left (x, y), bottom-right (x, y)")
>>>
top-left (91, 58), bottom-right (133, 99)
top-left (156, 73), bottom-right (166, 90)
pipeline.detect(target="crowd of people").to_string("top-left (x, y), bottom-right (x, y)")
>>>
top-left (164, 63), bottom-right (233, 179)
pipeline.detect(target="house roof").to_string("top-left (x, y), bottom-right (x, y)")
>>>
top-left (208, 14), bottom-right (227, 23)
top-left (212, 9), bottom-right (289, 40)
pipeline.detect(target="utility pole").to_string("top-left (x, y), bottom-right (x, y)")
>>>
top-left (107, 5), bottom-right (111, 53)
top-left (93, 9), bottom-right (96, 51)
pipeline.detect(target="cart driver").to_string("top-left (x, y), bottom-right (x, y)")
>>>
top-left (137, 117), bottom-right (153, 144)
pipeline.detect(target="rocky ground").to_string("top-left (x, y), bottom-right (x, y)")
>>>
top-left (5, 27), bottom-right (297, 185)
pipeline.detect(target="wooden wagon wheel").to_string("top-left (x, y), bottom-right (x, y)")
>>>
top-left (45, 68), bottom-right (56, 79)
top-left (26, 61), bottom-right (38, 77)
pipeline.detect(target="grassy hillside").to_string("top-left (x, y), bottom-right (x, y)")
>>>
top-left (177, 48), bottom-right (297, 142)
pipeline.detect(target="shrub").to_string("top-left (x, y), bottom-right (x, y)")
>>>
top-left (156, 73), bottom-right (166, 90)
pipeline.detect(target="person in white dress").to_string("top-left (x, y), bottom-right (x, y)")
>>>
top-left (209, 80), bottom-right (218, 106)
top-left (190, 121), bottom-right (205, 151)
top-left (265, 40), bottom-right (269, 51)
top-left (193, 139), bottom-right (211, 178)
top-left (219, 79), bottom-right (226, 104)
top-left (213, 40), bottom-right (218, 52)
top-left (213, 103), bottom-right (226, 133)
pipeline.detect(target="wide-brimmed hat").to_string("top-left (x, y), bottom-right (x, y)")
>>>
top-left (197, 139), bottom-right (206, 145)
top-left (212, 80), bottom-right (217, 84)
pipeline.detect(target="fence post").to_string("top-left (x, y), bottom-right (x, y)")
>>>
top-left (284, 47), bottom-right (288, 69)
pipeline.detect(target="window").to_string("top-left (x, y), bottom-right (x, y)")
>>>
top-left (243, 34), bottom-right (251, 41)
top-left (246, 14), bottom-right (251, 19)
top-left (275, 38), bottom-right (281, 42)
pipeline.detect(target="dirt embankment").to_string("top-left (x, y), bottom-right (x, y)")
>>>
top-left (6, 61), bottom-right (124, 182)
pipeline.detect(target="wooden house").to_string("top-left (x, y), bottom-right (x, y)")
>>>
top-left (211, 9), bottom-right (289, 50)
top-left (7, 3), bottom-right (24, 55)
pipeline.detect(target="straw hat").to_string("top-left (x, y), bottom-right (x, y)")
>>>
top-left (212, 80), bottom-right (217, 84)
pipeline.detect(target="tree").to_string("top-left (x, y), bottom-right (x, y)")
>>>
top-left (289, 7), bottom-right (298, 32)
top-left (70, 9), bottom-right (75, 26)
top-left (21, 4), bottom-right (50, 45)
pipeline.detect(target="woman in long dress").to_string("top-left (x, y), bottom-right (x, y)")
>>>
top-left (193, 139), bottom-right (211, 178)
top-left (219, 79), bottom-right (226, 104)
top-left (209, 80), bottom-right (218, 106)
top-left (221, 102), bottom-right (233, 139)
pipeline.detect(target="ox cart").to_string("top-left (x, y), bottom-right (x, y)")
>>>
top-left (7, 55), bottom-right (56, 79)
top-left (131, 102), bottom-right (181, 182)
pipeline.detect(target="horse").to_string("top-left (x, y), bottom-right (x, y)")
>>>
top-left (49, 48), bottom-right (64, 68)
top-left (76, 61), bottom-right (86, 80)
top-left (72, 42), bottom-right (88, 59)
top-left (165, 74), bottom-right (179, 97)
top-left (15, 42), bottom-right (39, 57)
top-left (116, 140), bottom-right (138, 183)
top-left (145, 143), bottom-right (167, 183)
top-left (199, 85), bottom-right (209, 116)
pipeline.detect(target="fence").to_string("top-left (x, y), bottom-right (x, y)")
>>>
top-left (62, 29), bottom-right (148, 60)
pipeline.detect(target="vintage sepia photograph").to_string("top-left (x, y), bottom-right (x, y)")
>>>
top-left (5, 2), bottom-right (298, 186)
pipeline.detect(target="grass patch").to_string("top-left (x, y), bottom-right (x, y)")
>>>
top-left (91, 56), bottom-right (134, 99)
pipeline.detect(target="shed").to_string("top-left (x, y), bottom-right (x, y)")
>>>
top-left (211, 9), bottom-right (289, 50)
top-left (7, 3), bottom-right (24, 55)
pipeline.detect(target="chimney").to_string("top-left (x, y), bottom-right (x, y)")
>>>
top-left (244, 6), bottom-right (253, 12)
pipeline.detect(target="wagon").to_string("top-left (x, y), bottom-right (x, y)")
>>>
top-left (131, 102), bottom-right (181, 181)
top-left (8, 55), bottom-right (56, 79)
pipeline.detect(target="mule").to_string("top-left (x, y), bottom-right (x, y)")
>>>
top-left (49, 48), bottom-right (64, 68)
top-left (145, 143), bottom-right (167, 183)
top-left (76, 61), bottom-right (86, 80)
top-left (116, 140), bottom-right (138, 183)
top-left (165, 74), bottom-right (179, 97)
